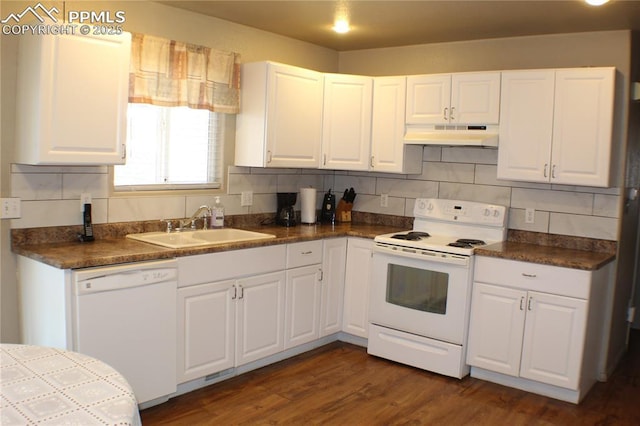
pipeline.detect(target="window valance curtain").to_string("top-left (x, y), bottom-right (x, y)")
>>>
top-left (129, 33), bottom-right (240, 114)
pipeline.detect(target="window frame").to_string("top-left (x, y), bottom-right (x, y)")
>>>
top-left (112, 104), bottom-right (228, 193)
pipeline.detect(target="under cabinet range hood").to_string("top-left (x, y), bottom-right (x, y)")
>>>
top-left (404, 125), bottom-right (499, 147)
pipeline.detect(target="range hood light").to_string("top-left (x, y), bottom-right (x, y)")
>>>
top-left (404, 125), bottom-right (499, 147)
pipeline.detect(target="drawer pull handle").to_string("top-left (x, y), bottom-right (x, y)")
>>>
top-left (522, 273), bottom-right (537, 278)
top-left (301, 251), bottom-right (313, 255)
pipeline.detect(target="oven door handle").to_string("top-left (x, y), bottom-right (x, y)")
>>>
top-left (373, 243), bottom-right (470, 267)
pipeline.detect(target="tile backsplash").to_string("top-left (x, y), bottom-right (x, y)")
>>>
top-left (10, 146), bottom-right (621, 240)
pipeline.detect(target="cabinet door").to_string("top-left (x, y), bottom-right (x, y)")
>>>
top-left (342, 238), bottom-right (374, 338)
top-left (551, 68), bottom-right (615, 187)
top-left (371, 76), bottom-right (422, 174)
top-left (406, 74), bottom-right (451, 124)
top-left (320, 239), bottom-right (347, 337)
top-left (466, 283), bottom-right (526, 377)
top-left (520, 291), bottom-right (588, 389)
top-left (177, 281), bottom-right (235, 383)
top-left (321, 74), bottom-right (372, 170)
top-left (235, 271), bottom-right (286, 366)
top-left (266, 63), bottom-right (323, 168)
top-left (497, 70), bottom-right (555, 183)
top-left (451, 72), bottom-right (501, 124)
top-left (284, 265), bottom-right (322, 349)
top-left (16, 31), bottom-right (130, 165)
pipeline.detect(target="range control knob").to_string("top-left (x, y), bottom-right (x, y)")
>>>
top-left (417, 199), bottom-right (427, 211)
top-left (483, 208), bottom-right (491, 216)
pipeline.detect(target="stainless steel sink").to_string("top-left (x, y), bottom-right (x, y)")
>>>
top-left (126, 228), bottom-right (276, 249)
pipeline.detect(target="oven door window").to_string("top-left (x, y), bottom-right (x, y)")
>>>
top-left (386, 264), bottom-right (448, 314)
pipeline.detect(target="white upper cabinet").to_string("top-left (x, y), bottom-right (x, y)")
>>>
top-left (321, 74), bottom-right (372, 170)
top-left (15, 31), bottom-right (131, 165)
top-left (406, 72), bottom-right (501, 125)
top-left (498, 67), bottom-right (615, 187)
top-left (551, 68), bottom-right (615, 186)
top-left (497, 70), bottom-right (555, 182)
top-left (235, 62), bottom-right (324, 168)
top-left (371, 76), bottom-right (422, 174)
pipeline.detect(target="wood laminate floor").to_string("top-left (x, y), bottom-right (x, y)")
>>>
top-left (141, 331), bottom-right (640, 425)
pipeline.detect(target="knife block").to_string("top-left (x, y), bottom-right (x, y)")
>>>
top-left (336, 199), bottom-right (352, 222)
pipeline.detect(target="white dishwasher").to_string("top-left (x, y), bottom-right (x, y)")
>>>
top-left (73, 259), bottom-right (177, 406)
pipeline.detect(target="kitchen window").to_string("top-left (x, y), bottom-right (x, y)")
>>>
top-left (114, 104), bottom-right (225, 191)
top-left (116, 33), bottom-right (240, 191)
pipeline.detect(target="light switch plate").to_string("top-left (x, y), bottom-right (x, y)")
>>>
top-left (241, 191), bottom-right (253, 207)
top-left (1, 198), bottom-right (21, 219)
top-left (380, 194), bottom-right (389, 208)
top-left (525, 208), bottom-right (535, 224)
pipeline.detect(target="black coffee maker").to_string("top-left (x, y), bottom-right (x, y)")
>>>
top-left (276, 192), bottom-right (297, 227)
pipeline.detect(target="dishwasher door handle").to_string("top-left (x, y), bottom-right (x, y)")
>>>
top-left (76, 268), bottom-right (178, 295)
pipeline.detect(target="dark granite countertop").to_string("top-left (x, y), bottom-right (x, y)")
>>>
top-left (475, 239), bottom-right (616, 271)
top-left (11, 215), bottom-right (617, 271)
top-left (12, 222), bottom-right (404, 270)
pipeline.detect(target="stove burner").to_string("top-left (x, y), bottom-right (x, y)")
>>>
top-left (447, 238), bottom-right (486, 249)
top-left (456, 239), bottom-right (486, 245)
top-left (391, 231), bottom-right (431, 241)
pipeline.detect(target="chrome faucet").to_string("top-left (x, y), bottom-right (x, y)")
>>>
top-left (180, 205), bottom-right (212, 231)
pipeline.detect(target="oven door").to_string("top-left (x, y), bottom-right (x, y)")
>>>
top-left (369, 249), bottom-right (473, 345)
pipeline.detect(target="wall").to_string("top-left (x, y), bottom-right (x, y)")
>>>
top-left (0, 1), bottom-right (632, 347)
top-left (0, 0), bottom-right (338, 342)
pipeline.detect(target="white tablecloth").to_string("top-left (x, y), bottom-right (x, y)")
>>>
top-left (1, 344), bottom-right (141, 425)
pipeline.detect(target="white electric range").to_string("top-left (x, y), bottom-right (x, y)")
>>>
top-left (368, 198), bottom-right (508, 378)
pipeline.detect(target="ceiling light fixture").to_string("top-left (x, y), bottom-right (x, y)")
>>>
top-left (333, 18), bottom-right (350, 34)
top-left (333, 0), bottom-right (351, 34)
top-left (585, 0), bottom-right (610, 6)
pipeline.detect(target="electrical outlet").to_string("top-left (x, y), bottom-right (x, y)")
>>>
top-left (1, 198), bottom-right (21, 219)
top-left (380, 194), bottom-right (389, 208)
top-left (525, 208), bottom-right (535, 224)
top-left (241, 191), bottom-right (253, 207)
top-left (80, 193), bottom-right (92, 211)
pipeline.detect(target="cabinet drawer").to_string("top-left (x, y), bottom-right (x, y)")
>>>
top-left (287, 241), bottom-right (323, 268)
top-left (178, 245), bottom-right (286, 287)
top-left (474, 256), bottom-right (592, 299)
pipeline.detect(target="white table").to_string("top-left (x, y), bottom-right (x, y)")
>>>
top-left (1, 344), bottom-right (141, 425)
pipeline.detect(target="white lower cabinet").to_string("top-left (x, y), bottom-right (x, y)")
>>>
top-left (467, 283), bottom-right (587, 389)
top-left (177, 281), bottom-right (236, 383)
top-left (236, 271), bottom-right (286, 366)
top-left (176, 245), bottom-right (286, 383)
top-left (284, 265), bottom-right (322, 349)
top-left (320, 239), bottom-right (347, 336)
top-left (342, 238), bottom-right (374, 338)
top-left (176, 237), bottom-right (363, 387)
top-left (520, 291), bottom-right (587, 388)
top-left (467, 256), bottom-right (611, 403)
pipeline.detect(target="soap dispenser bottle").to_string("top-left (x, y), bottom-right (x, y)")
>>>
top-left (212, 196), bottom-right (225, 228)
